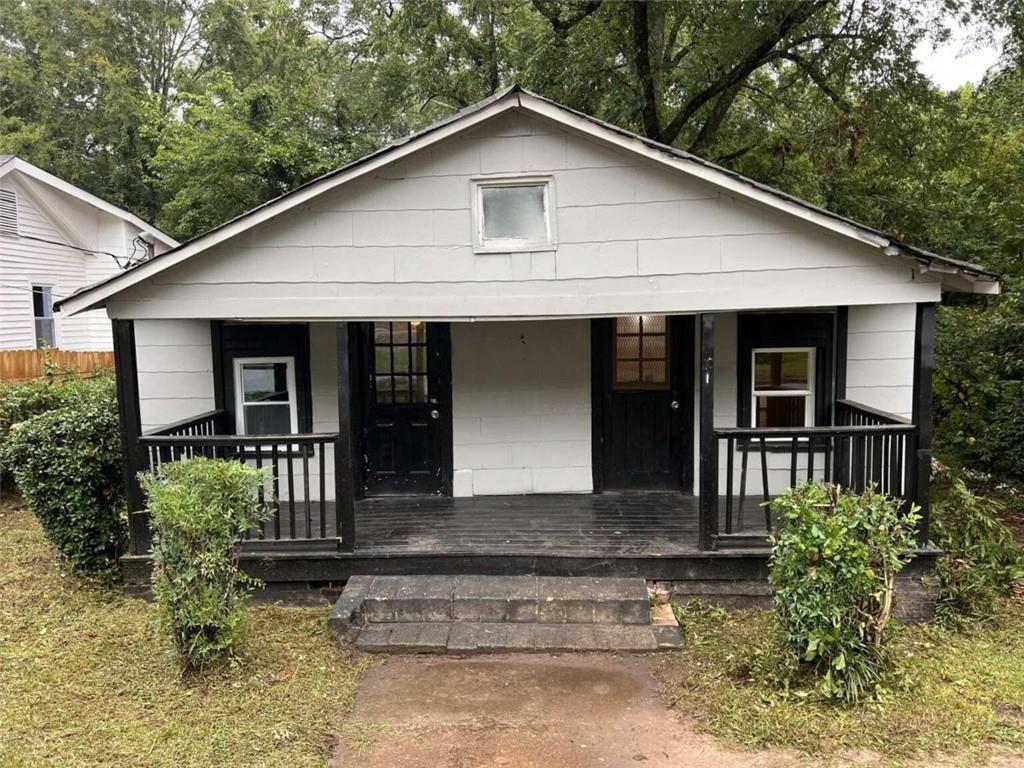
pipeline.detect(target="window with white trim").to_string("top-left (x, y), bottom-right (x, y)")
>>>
top-left (751, 348), bottom-right (815, 428)
top-left (32, 285), bottom-right (55, 349)
top-left (472, 176), bottom-right (554, 252)
top-left (233, 357), bottom-right (298, 435)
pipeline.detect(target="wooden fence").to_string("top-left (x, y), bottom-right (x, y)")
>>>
top-left (0, 349), bottom-right (115, 382)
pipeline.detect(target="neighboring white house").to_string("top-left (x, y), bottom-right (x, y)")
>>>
top-left (58, 87), bottom-right (1000, 576)
top-left (0, 156), bottom-right (177, 350)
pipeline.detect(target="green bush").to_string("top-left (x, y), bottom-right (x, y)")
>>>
top-left (142, 458), bottom-right (271, 674)
top-left (931, 476), bottom-right (1024, 623)
top-left (0, 375), bottom-right (112, 487)
top-left (768, 483), bottom-right (919, 703)
top-left (0, 375), bottom-right (125, 576)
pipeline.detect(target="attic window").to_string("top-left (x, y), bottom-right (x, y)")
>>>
top-left (0, 190), bottom-right (18, 236)
top-left (472, 176), bottom-right (555, 252)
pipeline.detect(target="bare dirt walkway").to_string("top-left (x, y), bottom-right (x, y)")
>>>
top-left (332, 653), bottom-right (814, 768)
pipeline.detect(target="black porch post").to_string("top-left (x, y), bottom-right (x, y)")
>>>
top-left (911, 302), bottom-right (936, 545)
top-left (335, 322), bottom-right (356, 551)
top-left (112, 319), bottom-right (148, 555)
top-left (698, 313), bottom-right (717, 551)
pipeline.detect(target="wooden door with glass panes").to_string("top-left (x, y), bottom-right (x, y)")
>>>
top-left (360, 321), bottom-right (451, 496)
top-left (599, 315), bottom-right (692, 491)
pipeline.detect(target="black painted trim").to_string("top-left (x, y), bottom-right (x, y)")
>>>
top-left (834, 306), bottom-right (848, 407)
top-left (590, 318), bottom-right (612, 493)
top-left (112, 319), bottom-right (148, 555)
top-left (335, 323), bottom-right (356, 551)
top-left (210, 320), bottom-right (225, 413)
top-left (435, 323), bottom-right (455, 497)
top-left (911, 303), bottom-right (936, 544)
top-left (698, 313), bottom-right (717, 551)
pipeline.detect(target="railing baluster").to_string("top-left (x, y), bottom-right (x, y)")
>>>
top-left (725, 437), bottom-right (734, 535)
top-left (319, 440), bottom-right (327, 539)
top-left (302, 444), bottom-right (311, 540)
top-left (789, 437), bottom-right (798, 489)
top-left (271, 443), bottom-right (281, 540)
top-left (738, 439), bottom-right (750, 523)
top-left (255, 446), bottom-right (265, 539)
top-left (759, 437), bottom-right (770, 532)
top-left (806, 438), bottom-right (815, 483)
top-left (285, 442), bottom-right (296, 540)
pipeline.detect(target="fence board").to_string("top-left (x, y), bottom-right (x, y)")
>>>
top-left (0, 349), bottom-right (115, 382)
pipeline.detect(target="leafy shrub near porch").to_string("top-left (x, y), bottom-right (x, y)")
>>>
top-left (0, 375), bottom-right (125, 576)
top-left (142, 458), bottom-right (270, 673)
top-left (931, 475), bottom-right (1024, 623)
top-left (767, 483), bottom-right (919, 703)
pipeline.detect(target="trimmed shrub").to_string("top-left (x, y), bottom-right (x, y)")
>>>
top-left (931, 476), bottom-right (1024, 623)
top-left (768, 483), bottom-right (919, 703)
top-left (0, 375), bottom-right (125, 576)
top-left (142, 458), bottom-right (270, 673)
top-left (0, 375), bottom-right (112, 486)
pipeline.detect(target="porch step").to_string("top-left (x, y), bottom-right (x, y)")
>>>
top-left (714, 532), bottom-right (772, 550)
top-left (327, 575), bottom-right (683, 653)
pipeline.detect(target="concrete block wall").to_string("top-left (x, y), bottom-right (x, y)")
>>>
top-left (451, 319), bottom-right (592, 496)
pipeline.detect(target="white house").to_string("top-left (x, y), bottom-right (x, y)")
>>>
top-left (0, 155), bottom-right (176, 351)
top-left (57, 87), bottom-right (999, 595)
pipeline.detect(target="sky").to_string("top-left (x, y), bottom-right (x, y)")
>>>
top-left (914, 21), bottom-right (1005, 90)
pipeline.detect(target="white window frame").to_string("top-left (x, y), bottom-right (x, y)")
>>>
top-left (233, 356), bottom-right (299, 436)
top-left (471, 174), bottom-right (556, 253)
top-left (750, 347), bottom-right (816, 429)
top-left (31, 284), bottom-right (56, 349)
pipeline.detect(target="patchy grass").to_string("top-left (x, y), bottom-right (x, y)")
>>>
top-left (0, 499), bottom-right (369, 768)
top-left (657, 601), bottom-right (1024, 765)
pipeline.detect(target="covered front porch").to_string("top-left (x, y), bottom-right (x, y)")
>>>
top-left (115, 305), bottom-right (934, 576)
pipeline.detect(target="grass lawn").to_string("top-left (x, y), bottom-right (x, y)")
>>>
top-left (658, 601), bottom-right (1024, 765)
top-left (0, 499), bottom-right (369, 768)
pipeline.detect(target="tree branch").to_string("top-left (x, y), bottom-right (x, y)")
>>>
top-left (530, 0), bottom-right (604, 39)
top-left (631, 0), bottom-right (661, 139)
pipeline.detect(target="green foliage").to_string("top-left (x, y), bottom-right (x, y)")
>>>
top-left (768, 483), bottom-right (920, 703)
top-left (931, 475), bottom-right (1024, 623)
top-left (142, 458), bottom-right (270, 674)
top-left (0, 375), bottom-right (125, 576)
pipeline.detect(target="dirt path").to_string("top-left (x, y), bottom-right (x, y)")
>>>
top-left (333, 653), bottom-right (817, 767)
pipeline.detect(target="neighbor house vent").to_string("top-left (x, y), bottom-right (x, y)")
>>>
top-left (0, 189), bottom-right (18, 236)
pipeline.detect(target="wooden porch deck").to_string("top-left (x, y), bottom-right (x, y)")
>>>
top-left (247, 492), bottom-right (774, 556)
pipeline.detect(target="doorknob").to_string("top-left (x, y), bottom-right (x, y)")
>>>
top-left (430, 409), bottom-right (440, 419)
top-left (670, 400), bottom-right (680, 410)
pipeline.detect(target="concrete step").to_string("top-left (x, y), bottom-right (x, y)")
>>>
top-left (354, 621), bottom-right (683, 653)
top-left (328, 574), bottom-right (684, 653)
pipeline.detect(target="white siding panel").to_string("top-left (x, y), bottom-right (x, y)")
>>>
top-left (108, 110), bottom-right (941, 320)
top-left (845, 303), bottom-right (916, 419)
top-left (135, 319), bottom-right (214, 432)
top-left (451, 319), bottom-right (591, 496)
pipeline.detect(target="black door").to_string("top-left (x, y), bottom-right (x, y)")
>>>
top-left (594, 315), bottom-right (693, 491)
top-left (360, 321), bottom-right (452, 496)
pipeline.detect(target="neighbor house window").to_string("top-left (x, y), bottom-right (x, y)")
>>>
top-left (614, 315), bottom-right (669, 388)
top-left (32, 285), bottom-right (55, 349)
top-left (233, 357), bottom-right (298, 435)
top-left (472, 176), bottom-right (555, 252)
top-left (752, 348), bottom-right (815, 428)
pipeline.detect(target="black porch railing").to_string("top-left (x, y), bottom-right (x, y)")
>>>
top-left (714, 400), bottom-right (916, 536)
top-left (139, 412), bottom-right (343, 549)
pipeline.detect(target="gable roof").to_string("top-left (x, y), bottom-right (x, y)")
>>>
top-left (56, 85), bottom-right (999, 315)
top-left (0, 156), bottom-right (178, 251)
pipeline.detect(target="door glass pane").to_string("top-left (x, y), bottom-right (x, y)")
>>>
top-left (481, 185), bottom-right (546, 241)
top-left (243, 403), bottom-right (291, 434)
top-left (374, 322), bottom-right (391, 344)
top-left (410, 321), bottom-right (426, 343)
top-left (392, 346), bottom-right (410, 373)
top-left (241, 363), bottom-right (289, 402)
top-left (375, 375), bottom-right (393, 403)
top-left (756, 395), bottom-right (807, 427)
top-left (393, 375), bottom-right (411, 403)
top-left (374, 346), bottom-right (391, 374)
top-left (412, 374), bottom-right (429, 403)
top-left (412, 345), bottom-right (428, 373)
top-left (391, 322), bottom-right (410, 344)
top-left (613, 315), bottom-right (669, 388)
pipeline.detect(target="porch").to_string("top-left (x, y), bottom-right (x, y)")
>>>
top-left (113, 305), bottom-right (934, 580)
